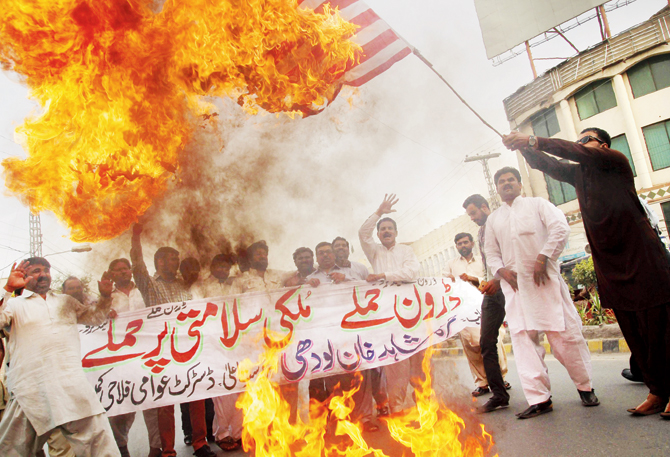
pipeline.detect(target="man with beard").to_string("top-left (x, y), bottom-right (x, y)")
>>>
top-left (485, 168), bottom-right (597, 419)
top-left (443, 232), bottom-right (510, 400)
top-left (332, 237), bottom-right (369, 280)
top-left (62, 276), bottom-right (94, 306)
top-left (462, 194), bottom-right (511, 413)
top-left (230, 241), bottom-right (288, 294)
top-left (200, 254), bottom-right (236, 297)
top-left (504, 129), bottom-right (670, 416)
top-left (359, 194), bottom-right (422, 414)
top-left (331, 236), bottom-right (389, 416)
top-left (131, 224), bottom-right (216, 457)
top-left (106, 258), bottom-right (162, 457)
top-left (306, 242), bottom-right (378, 431)
top-left (224, 241), bottom-right (292, 450)
top-left (284, 248), bottom-right (317, 287)
top-left (0, 258), bottom-right (119, 455)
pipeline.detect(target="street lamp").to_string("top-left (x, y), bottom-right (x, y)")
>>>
top-left (43, 244), bottom-right (93, 257)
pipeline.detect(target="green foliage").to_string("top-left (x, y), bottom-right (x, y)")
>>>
top-left (572, 257), bottom-right (597, 288)
top-left (575, 290), bottom-right (617, 326)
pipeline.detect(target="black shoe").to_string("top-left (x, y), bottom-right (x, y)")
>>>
top-left (621, 368), bottom-right (644, 383)
top-left (477, 397), bottom-right (509, 414)
top-left (193, 445), bottom-right (217, 457)
top-left (504, 381), bottom-right (512, 390)
top-left (184, 434), bottom-right (193, 446)
top-left (472, 386), bottom-right (490, 397)
top-left (516, 399), bottom-right (553, 419)
top-left (578, 389), bottom-right (600, 406)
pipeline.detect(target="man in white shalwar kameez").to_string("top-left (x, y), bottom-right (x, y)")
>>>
top-left (0, 257), bottom-right (120, 456)
top-left (359, 194), bottom-right (422, 414)
top-left (485, 167), bottom-right (599, 419)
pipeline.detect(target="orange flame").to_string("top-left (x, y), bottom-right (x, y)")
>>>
top-left (384, 347), bottom-right (497, 456)
top-left (0, 0), bottom-right (359, 241)
top-left (238, 339), bottom-right (497, 456)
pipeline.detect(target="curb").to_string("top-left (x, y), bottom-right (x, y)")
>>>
top-left (436, 338), bottom-right (629, 358)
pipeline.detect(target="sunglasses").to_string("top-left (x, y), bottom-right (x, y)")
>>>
top-left (576, 135), bottom-right (605, 145)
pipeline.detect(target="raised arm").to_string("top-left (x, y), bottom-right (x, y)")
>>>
top-left (359, 194), bottom-right (399, 263)
top-left (504, 132), bottom-right (630, 170)
top-left (130, 223), bottom-right (151, 296)
top-left (520, 148), bottom-right (578, 186)
top-left (0, 262), bottom-right (27, 328)
top-left (359, 213), bottom-right (380, 263)
top-left (74, 272), bottom-right (114, 326)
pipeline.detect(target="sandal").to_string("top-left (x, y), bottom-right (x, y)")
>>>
top-left (216, 436), bottom-right (242, 452)
top-left (627, 393), bottom-right (666, 416)
top-left (660, 402), bottom-right (670, 420)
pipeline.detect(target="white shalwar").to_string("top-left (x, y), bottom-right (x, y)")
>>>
top-left (484, 196), bottom-right (593, 405)
top-left (0, 290), bottom-right (119, 456)
top-left (359, 213), bottom-right (423, 413)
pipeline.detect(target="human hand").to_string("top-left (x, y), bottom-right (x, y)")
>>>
top-left (132, 223), bottom-right (143, 236)
top-left (459, 273), bottom-right (479, 287)
top-left (376, 194), bottom-right (399, 216)
top-left (480, 279), bottom-right (500, 295)
top-left (533, 255), bottom-right (550, 286)
top-left (498, 268), bottom-right (518, 291)
top-left (98, 271), bottom-right (114, 298)
top-left (366, 273), bottom-right (386, 282)
top-left (329, 272), bottom-right (346, 284)
top-left (108, 309), bottom-right (118, 320)
top-left (502, 132), bottom-right (532, 151)
top-left (4, 261), bottom-right (29, 293)
top-left (307, 278), bottom-right (320, 288)
top-left (444, 274), bottom-right (455, 282)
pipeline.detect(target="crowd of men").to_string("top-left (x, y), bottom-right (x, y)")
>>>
top-left (0, 125), bottom-right (668, 455)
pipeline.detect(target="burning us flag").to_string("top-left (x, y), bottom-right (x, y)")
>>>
top-left (0, 0), bottom-right (401, 242)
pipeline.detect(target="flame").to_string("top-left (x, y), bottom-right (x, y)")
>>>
top-left (383, 347), bottom-right (497, 457)
top-left (0, 0), bottom-right (359, 241)
top-left (238, 337), bottom-right (496, 456)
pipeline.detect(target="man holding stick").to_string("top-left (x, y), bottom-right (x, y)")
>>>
top-left (503, 129), bottom-right (670, 416)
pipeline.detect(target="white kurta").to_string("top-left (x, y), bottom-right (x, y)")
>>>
top-left (484, 196), bottom-right (573, 334)
top-left (0, 290), bottom-right (112, 435)
top-left (110, 286), bottom-right (145, 313)
top-left (358, 213), bottom-right (420, 282)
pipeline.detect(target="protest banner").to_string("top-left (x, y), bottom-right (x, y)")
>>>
top-left (79, 278), bottom-right (483, 416)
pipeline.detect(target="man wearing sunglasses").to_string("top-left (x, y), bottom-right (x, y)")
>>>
top-left (502, 128), bottom-right (670, 418)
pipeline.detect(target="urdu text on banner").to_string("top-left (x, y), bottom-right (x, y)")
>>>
top-left (79, 279), bottom-right (483, 416)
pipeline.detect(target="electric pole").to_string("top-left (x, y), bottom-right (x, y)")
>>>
top-left (464, 152), bottom-right (501, 210)
top-left (29, 212), bottom-right (43, 257)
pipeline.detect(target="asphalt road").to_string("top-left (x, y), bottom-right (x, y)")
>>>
top-left (123, 353), bottom-right (669, 457)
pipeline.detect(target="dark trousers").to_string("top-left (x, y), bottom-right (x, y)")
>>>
top-left (180, 399), bottom-right (215, 438)
top-left (479, 288), bottom-right (509, 401)
top-left (614, 305), bottom-right (670, 399)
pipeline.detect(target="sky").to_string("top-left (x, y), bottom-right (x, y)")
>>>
top-left (0, 0), bottom-right (666, 279)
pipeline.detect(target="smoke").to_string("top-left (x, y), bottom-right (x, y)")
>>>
top-left (86, 90), bottom-right (396, 275)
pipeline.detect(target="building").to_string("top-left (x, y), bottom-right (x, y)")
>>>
top-left (411, 213), bottom-right (481, 277)
top-left (410, 7), bottom-right (670, 273)
top-left (504, 6), bottom-right (670, 259)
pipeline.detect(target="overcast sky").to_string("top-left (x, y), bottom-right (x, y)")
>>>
top-left (0, 0), bottom-right (666, 278)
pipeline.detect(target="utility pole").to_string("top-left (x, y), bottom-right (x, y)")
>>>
top-left (29, 212), bottom-right (43, 257)
top-left (464, 152), bottom-right (501, 210)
